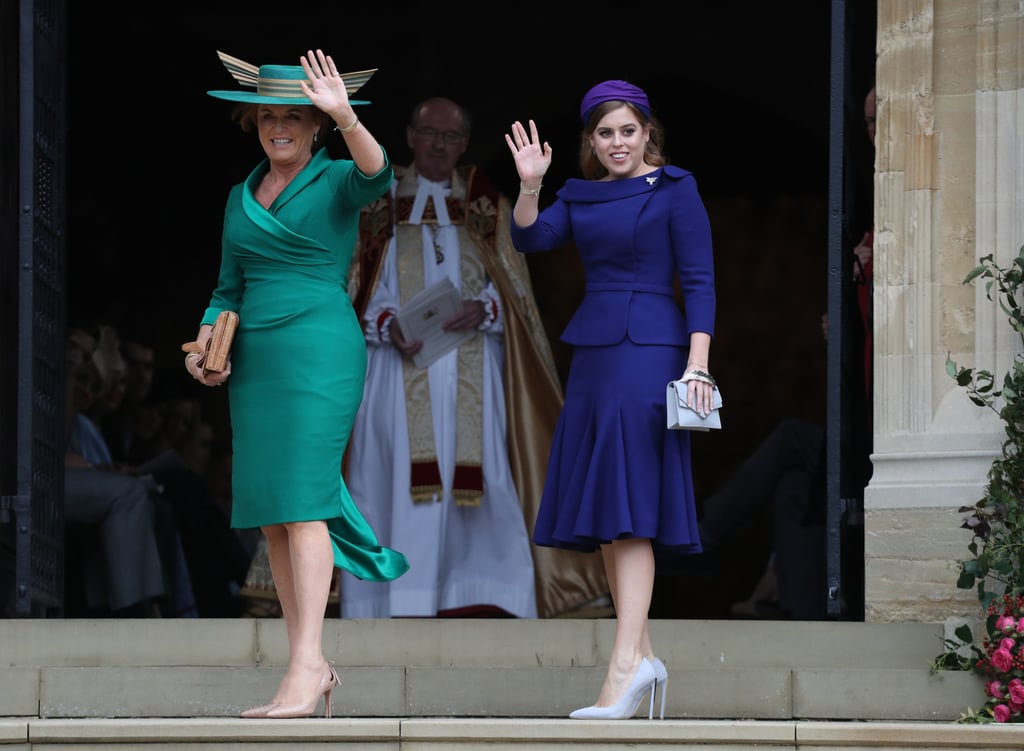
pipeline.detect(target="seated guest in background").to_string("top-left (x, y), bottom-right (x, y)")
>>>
top-left (103, 335), bottom-right (160, 466)
top-left (692, 86), bottom-right (878, 621)
top-left (92, 324), bottom-right (252, 617)
top-left (64, 327), bottom-right (169, 616)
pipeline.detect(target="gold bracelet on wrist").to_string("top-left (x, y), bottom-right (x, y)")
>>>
top-left (520, 183), bottom-right (542, 196)
top-left (337, 116), bottom-right (359, 134)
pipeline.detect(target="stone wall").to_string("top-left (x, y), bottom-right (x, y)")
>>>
top-left (867, 0), bottom-right (1023, 622)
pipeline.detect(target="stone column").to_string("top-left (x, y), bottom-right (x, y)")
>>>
top-left (866, 0), bottom-right (1022, 622)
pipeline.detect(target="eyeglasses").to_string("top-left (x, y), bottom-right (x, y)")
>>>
top-left (413, 126), bottom-right (465, 144)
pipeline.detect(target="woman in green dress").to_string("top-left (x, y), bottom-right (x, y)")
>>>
top-left (185, 49), bottom-right (408, 719)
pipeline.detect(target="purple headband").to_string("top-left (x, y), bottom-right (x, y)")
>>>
top-left (579, 80), bottom-right (651, 124)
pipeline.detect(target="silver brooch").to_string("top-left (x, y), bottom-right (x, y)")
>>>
top-left (646, 176), bottom-right (658, 185)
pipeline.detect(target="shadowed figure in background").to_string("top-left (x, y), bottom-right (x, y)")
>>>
top-left (63, 326), bottom-right (170, 617)
top-left (687, 86), bottom-right (877, 621)
top-left (98, 325), bottom-right (252, 617)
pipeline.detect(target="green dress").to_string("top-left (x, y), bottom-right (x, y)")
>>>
top-left (202, 149), bottom-right (409, 582)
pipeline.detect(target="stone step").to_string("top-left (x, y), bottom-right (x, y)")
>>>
top-left (2, 718), bottom-right (1023, 750)
top-left (0, 618), bottom-right (1001, 740)
top-left (0, 618), bottom-right (954, 669)
top-left (0, 663), bottom-right (984, 721)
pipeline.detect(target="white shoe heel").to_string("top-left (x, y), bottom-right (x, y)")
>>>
top-left (651, 657), bottom-right (668, 719)
top-left (569, 657), bottom-right (657, 720)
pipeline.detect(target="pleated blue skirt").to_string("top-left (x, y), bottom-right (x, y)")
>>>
top-left (533, 339), bottom-right (702, 556)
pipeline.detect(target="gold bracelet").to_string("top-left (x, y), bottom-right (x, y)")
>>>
top-left (337, 116), bottom-right (359, 134)
top-left (520, 183), bottom-right (542, 196)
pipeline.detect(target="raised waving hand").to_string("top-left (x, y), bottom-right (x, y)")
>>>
top-left (506, 119), bottom-right (551, 226)
top-left (299, 49), bottom-right (352, 115)
top-left (505, 119), bottom-right (552, 186)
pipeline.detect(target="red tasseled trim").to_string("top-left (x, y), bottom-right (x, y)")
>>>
top-left (409, 461), bottom-right (483, 502)
top-left (377, 310), bottom-right (394, 339)
top-left (437, 604), bottom-right (514, 618)
top-left (453, 463), bottom-right (483, 493)
top-left (410, 460), bottom-right (442, 500)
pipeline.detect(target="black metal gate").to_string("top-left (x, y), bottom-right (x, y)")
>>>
top-left (826, 0), bottom-right (875, 620)
top-left (0, 0), bottom-right (67, 617)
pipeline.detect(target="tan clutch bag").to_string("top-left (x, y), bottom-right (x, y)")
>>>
top-left (182, 310), bottom-right (239, 375)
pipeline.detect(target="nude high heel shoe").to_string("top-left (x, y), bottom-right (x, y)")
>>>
top-left (569, 657), bottom-right (657, 720)
top-left (240, 701), bottom-right (278, 719)
top-left (265, 663), bottom-right (340, 719)
top-left (650, 657), bottom-right (669, 720)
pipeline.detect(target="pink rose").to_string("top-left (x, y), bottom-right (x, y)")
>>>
top-left (1001, 637), bottom-right (1017, 652)
top-left (992, 648), bottom-right (1014, 672)
top-left (988, 680), bottom-right (1006, 698)
top-left (996, 616), bottom-right (1016, 633)
top-left (1011, 683), bottom-right (1024, 705)
top-left (993, 703), bottom-right (1011, 723)
top-left (1017, 618), bottom-right (1024, 634)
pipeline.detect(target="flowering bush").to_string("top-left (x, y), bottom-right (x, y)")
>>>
top-left (977, 594), bottom-right (1024, 723)
top-left (938, 593), bottom-right (1024, 723)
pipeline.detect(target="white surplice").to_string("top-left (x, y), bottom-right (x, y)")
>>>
top-left (341, 175), bottom-right (537, 618)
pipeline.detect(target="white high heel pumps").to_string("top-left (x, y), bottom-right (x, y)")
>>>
top-left (569, 657), bottom-right (657, 720)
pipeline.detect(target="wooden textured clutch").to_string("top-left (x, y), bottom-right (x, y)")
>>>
top-left (181, 310), bottom-right (239, 375)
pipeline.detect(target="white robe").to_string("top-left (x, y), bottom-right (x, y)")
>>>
top-left (340, 176), bottom-right (538, 618)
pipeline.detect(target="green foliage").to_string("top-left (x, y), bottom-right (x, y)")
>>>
top-left (935, 247), bottom-right (1024, 724)
top-left (945, 246), bottom-right (1024, 607)
top-left (957, 706), bottom-right (993, 724)
top-left (931, 623), bottom-right (981, 674)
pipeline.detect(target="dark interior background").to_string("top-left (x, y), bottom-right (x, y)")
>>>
top-left (64, 1), bottom-right (878, 618)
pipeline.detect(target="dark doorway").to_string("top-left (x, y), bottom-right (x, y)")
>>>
top-left (60, 1), bottom-right (876, 619)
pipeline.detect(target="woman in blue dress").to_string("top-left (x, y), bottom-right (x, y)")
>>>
top-left (186, 49), bottom-right (408, 719)
top-left (505, 80), bottom-right (716, 720)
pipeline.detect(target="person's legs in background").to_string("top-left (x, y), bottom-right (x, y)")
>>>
top-left (728, 552), bottom-right (778, 617)
top-left (154, 464), bottom-right (250, 616)
top-left (726, 453), bottom-right (828, 619)
top-left (145, 484), bottom-right (198, 617)
top-left (64, 467), bottom-right (166, 616)
top-left (772, 466), bottom-right (827, 620)
top-left (697, 418), bottom-right (824, 556)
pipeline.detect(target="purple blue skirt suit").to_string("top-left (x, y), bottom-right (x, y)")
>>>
top-left (509, 165), bottom-right (715, 556)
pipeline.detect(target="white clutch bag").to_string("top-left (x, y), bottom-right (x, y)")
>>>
top-left (666, 379), bottom-right (723, 431)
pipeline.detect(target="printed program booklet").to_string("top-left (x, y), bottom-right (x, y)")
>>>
top-left (394, 277), bottom-right (474, 369)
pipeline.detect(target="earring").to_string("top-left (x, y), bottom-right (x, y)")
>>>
top-left (314, 131), bottom-right (319, 143)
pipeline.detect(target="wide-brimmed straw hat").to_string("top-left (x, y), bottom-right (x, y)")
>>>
top-left (207, 51), bottom-right (376, 106)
